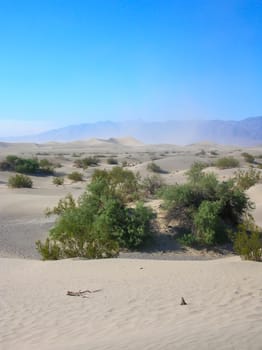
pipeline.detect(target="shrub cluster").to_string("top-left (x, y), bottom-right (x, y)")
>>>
top-left (37, 167), bottom-right (155, 259)
top-left (0, 155), bottom-right (55, 175)
top-left (161, 164), bottom-right (253, 246)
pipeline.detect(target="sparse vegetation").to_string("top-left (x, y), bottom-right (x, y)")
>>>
top-left (68, 171), bottom-right (83, 182)
top-left (233, 168), bottom-right (261, 190)
top-left (215, 156), bottom-right (240, 169)
top-left (53, 177), bottom-right (64, 186)
top-left (241, 152), bottom-right (255, 164)
top-left (74, 156), bottom-right (99, 169)
top-left (8, 174), bottom-right (33, 188)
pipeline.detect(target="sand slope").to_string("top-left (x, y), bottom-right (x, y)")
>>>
top-left (1, 257), bottom-right (262, 350)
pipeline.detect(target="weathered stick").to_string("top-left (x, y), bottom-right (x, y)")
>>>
top-left (67, 289), bottom-right (102, 297)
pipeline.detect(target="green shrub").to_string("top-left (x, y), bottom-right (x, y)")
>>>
top-left (0, 155), bottom-right (55, 175)
top-left (8, 174), bottom-right (33, 188)
top-left (215, 156), bottom-right (240, 169)
top-left (241, 152), bottom-right (255, 164)
top-left (37, 168), bottom-right (155, 259)
top-left (233, 168), bottom-right (261, 190)
top-left (53, 177), bottom-right (64, 186)
top-left (186, 161), bottom-right (209, 183)
top-left (90, 167), bottom-right (141, 203)
top-left (68, 171), bottom-right (83, 182)
top-left (161, 163), bottom-right (253, 246)
top-left (234, 221), bottom-right (262, 261)
top-left (147, 162), bottom-right (164, 173)
top-left (35, 238), bottom-right (61, 260)
top-left (193, 200), bottom-right (225, 245)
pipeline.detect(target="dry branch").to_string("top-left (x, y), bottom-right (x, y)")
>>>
top-left (67, 289), bottom-right (102, 297)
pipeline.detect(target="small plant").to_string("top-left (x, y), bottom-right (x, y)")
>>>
top-left (233, 168), bottom-right (261, 190)
top-left (241, 152), bottom-right (255, 164)
top-left (68, 171), bottom-right (83, 182)
top-left (147, 162), bottom-right (164, 173)
top-left (8, 174), bottom-right (33, 188)
top-left (35, 238), bottom-right (61, 260)
top-left (52, 177), bottom-right (64, 186)
top-left (215, 156), bottom-right (240, 169)
top-left (234, 221), bottom-right (262, 261)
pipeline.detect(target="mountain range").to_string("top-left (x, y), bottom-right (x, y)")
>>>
top-left (2, 117), bottom-right (262, 145)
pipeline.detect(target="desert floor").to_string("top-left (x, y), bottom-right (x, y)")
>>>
top-left (0, 139), bottom-right (262, 349)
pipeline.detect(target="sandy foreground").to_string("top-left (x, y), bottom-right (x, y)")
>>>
top-left (1, 257), bottom-right (262, 350)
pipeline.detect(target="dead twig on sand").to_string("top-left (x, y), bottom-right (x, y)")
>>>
top-left (67, 289), bottom-right (102, 297)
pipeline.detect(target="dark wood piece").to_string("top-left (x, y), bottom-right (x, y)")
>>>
top-left (180, 297), bottom-right (187, 305)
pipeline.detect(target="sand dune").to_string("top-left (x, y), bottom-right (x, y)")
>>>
top-left (1, 141), bottom-right (262, 349)
top-left (1, 257), bottom-right (262, 350)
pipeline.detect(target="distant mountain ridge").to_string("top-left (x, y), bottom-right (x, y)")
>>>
top-left (2, 117), bottom-right (262, 145)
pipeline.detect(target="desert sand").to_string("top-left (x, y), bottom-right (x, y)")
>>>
top-left (1, 257), bottom-right (262, 350)
top-left (0, 139), bottom-right (262, 349)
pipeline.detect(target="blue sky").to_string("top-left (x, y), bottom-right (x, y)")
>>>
top-left (0, 0), bottom-right (262, 136)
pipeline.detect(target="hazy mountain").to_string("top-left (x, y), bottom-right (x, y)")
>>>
top-left (2, 117), bottom-right (262, 145)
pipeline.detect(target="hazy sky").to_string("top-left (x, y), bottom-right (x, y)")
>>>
top-left (0, 0), bottom-right (262, 135)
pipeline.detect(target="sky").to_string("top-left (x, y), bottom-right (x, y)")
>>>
top-left (0, 0), bottom-right (262, 136)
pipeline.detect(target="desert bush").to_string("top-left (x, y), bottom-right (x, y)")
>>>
top-left (193, 201), bottom-right (225, 245)
top-left (147, 162), bottom-right (164, 173)
top-left (186, 161), bottom-right (209, 183)
top-left (53, 177), bottom-right (64, 186)
top-left (0, 155), bottom-right (55, 175)
top-left (68, 171), bottom-right (83, 182)
top-left (90, 167), bottom-right (141, 203)
top-left (74, 157), bottom-right (99, 169)
top-left (36, 237), bottom-right (119, 260)
top-left (241, 152), bottom-right (255, 164)
top-left (234, 221), bottom-right (262, 261)
top-left (37, 168), bottom-right (155, 259)
top-left (142, 175), bottom-right (164, 197)
top-left (107, 157), bottom-right (118, 165)
top-left (233, 168), bottom-right (261, 190)
top-left (8, 174), bottom-right (33, 188)
top-left (161, 163), bottom-right (253, 246)
top-left (215, 156), bottom-right (240, 169)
